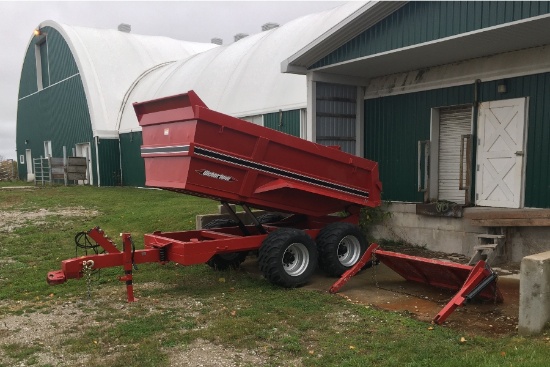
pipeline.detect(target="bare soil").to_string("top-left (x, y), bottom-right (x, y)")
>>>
top-left (0, 284), bottom-right (268, 367)
top-left (0, 207), bottom-right (99, 232)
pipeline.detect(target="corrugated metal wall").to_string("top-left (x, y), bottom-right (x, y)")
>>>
top-left (18, 44), bottom-right (38, 98)
top-left (313, 1), bottom-right (550, 69)
top-left (39, 42), bottom-right (49, 88)
top-left (97, 138), bottom-right (121, 186)
top-left (364, 72), bottom-right (550, 208)
top-left (264, 110), bottom-right (300, 137)
top-left (47, 31), bottom-right (79, 83)
top-left (16, 26), bottom-right (123, 187)
top-left (316, 82), bottom-right (357, 154)
top-left (120, 131), bottom-right (146, 187)
top-left (17, 76), bottom-right (94, 181)
top-left (16, 26), bottom-right (96, 183)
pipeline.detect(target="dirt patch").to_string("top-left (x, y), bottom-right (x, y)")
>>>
top-left (0, 300), bottom-right (94, 366)
top-left (0, 283), bottom-right (215, 366)
top-left (167, 338), bottom-right (268, 367)
top-left (0, 207), bottom-right (99, 232)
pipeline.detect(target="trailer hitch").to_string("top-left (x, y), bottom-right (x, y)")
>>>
top-left (46, 227), bottom-right (162, 302)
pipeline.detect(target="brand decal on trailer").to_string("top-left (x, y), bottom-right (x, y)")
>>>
top-left (196, 169), bottom-right (237, 182)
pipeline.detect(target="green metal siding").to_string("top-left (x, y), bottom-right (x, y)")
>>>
top-left (46, 30), bottom-right (79, 84)
top-left (39, 42), bottom-right (49, 88)
top-left (120, 132), bottom-right (146, 187)
top-left (16, 26), bottom-right (94, 183)
top-left (264, 110), bottom-right (301, 137)
top-left (18, 43), bottom-right (38, 98)
top-left (313, 1), bottom-right (550, 69)
top-left (97, 138), bottom-right (121, 186)
top-left (364, 72), bottom-right (550, 208)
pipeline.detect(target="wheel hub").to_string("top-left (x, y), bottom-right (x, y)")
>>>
top-left (282, 243), bottom-right (309, 276)
top-left (337, 235), bottom-right (361, 267)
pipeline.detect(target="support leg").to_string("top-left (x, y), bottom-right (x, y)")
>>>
top-left (329, 243), bottom-right (379, 294)
top-left (120, 234), bottom-right (136, 302)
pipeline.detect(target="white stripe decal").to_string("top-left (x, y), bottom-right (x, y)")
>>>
top-left (194, 146), bottom-right (369, 198)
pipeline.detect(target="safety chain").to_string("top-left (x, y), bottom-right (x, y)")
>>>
top-left (128, 235), bottom-right (138, 270)
top-left (371, 252), bottom-right (380, 288)
top-left (82, 260), bottom-right (95, 299)
top-left (492, 273), bottom-right (500, 305)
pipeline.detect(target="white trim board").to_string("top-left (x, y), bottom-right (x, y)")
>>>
top-left (365, 45), bottom-right (550, 99)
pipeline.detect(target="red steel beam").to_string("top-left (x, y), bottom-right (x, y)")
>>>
top-left (329, 243), bottom-right (379, 293)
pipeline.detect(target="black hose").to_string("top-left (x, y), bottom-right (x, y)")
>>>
top-left (74, 231), bottom-right (102, 278)
top-left (74, 232), bottom-right (101, 257)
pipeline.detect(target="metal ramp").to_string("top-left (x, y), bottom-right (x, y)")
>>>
top-left (330, 243), bottom-right (503, 324)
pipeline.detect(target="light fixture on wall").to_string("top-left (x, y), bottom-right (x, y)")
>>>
top-left (33, 27), bottom-right (47, 38)
top-left (497, 80), bottom-right (507, 94)
top-left (24, 139), bottom-right (28, 145)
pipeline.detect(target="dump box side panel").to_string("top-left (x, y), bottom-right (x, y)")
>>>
top-left (134, 91), bottom-right (382, 217)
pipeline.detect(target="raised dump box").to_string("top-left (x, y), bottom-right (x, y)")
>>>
top-left (134, 91), bottom-right (381, 217)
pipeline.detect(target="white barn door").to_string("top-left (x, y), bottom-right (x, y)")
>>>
top-left (476, 98), bottom-right (527, 208)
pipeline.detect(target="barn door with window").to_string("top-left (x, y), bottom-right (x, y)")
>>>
top-left (476, 98), bottom-right (527, 208)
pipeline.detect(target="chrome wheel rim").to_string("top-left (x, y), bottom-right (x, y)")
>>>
top-left (282, 243), bottom-right (309, 276)
top-left (337, 235), bottom-right (361, 267)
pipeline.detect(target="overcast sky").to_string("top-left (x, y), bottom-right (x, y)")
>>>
top-left (0, 1), bottom-right (346, 160)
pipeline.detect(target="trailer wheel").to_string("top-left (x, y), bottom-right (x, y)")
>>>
top-left (316, 222), bottom-right (367, 277)
top-left (203, 219), bottom-right (248, 270)
top-left (258, 228), bottom-right (318, 288)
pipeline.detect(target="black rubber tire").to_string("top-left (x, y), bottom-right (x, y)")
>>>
top-left (255, 213), bottom-right (285, 225)
top-left (203, 218), bottom-right (247, 270)
top-left (258, 228), bottom-right (318, 288)
top-left (203, 218), bottom-right (238, 229)
top-left (316, 222), bottom-right (367, 277)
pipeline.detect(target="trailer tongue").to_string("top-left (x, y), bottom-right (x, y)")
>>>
top-left (47, 90), bottom-right (501, 323)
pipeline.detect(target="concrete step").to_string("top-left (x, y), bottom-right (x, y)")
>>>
top-left (476, 234), bottom-right (505, 239)
top-left (474, 244), bottom-right (499, 250)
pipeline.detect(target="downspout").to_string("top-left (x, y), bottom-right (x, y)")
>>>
top-left (471, 79), bottom-right (482, 205)
top-left (95, 136), bottom-right (101, 187)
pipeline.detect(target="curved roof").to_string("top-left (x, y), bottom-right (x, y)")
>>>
top-left (38, 20), bottom-right (217, 138)
top-left (118, 1), bottom-right (366, 133)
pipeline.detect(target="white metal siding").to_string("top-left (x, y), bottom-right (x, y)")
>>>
top-left (438, 106), bottom-right (472, 204)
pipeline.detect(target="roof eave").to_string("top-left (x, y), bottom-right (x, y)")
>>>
top-left (308, 13), bottom-right (550, 80)
top-left (282, 1), bottom-right (408, 74)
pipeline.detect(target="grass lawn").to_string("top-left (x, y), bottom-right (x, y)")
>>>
top-left (1, 183), bottom-right (549, 366)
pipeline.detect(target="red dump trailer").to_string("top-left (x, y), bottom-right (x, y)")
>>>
top-left (47, 91), bottom-right (501, 324)
top-left (48, 91), bottom-right (382, 292)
